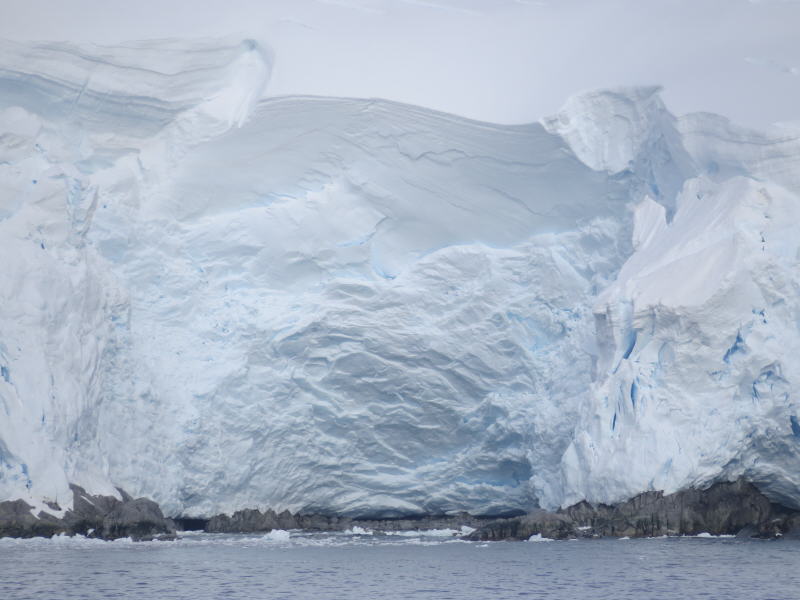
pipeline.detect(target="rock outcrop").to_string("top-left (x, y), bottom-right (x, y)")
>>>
top-left (206, 508), bottom-right (310, 533)
top-left (467, 479), bottom-right (800, 541)
top-left (0, 499), bottom-right (64, 538)
top-left (0, 484), bottom-right (175, 541)
top-left (5, 478), bottom-right (797, 542)
top-left (203, 509), bottom-right (485, 534)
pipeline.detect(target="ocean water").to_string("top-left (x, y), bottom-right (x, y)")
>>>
top-left (1, 530), bottom-right (798, 599)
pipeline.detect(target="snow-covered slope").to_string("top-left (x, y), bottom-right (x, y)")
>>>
top-left (1, 40), bottom-right (799, 517)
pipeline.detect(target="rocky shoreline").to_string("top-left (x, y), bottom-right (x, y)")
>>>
top-left (466, 480), bottom-right (800, 541)
top-left (0, 484), bottom-right (175, 541)
top-left (199, 508), bottom-right (490, 534)
top-left (1, 479), bottom-right (798, 541)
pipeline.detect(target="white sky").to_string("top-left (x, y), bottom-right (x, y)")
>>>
top-left (1, 0), bottom-right (798, 128)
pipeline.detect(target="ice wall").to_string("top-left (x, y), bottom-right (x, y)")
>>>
top-left (563, 164), bottom-right (800, 509)
top-left (0, 38), bottom-right (274, 512)
top-left (1, 39), bottom-right (799, 517)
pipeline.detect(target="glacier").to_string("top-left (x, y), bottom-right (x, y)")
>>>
top-left (0, 39), bottom-right (799, 518)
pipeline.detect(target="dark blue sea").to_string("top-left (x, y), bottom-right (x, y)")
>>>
top-left (1, 529), bottom-right (798, 599)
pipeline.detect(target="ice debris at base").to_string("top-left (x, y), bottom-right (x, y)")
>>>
top-left (262, 529), bottom-right (292, 542)
top-left (343, 526), bottom-right (372, 535)
top-left (0, 40), bottom-right (799, 518)
top-left (386, 529), bottom-right (463, 538)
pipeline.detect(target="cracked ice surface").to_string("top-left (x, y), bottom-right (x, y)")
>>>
top-left (1, 39), bottom-right (799, 517)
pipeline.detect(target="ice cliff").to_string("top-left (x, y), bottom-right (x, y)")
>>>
top-left (1, 40), bottom-right (799, 518)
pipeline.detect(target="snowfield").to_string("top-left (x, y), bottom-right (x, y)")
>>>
top-left (1, 39), bottom-right (799, 518)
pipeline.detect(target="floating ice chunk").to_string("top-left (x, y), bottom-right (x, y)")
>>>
top-left (388, 529), bottom-right (462, 537)
top-left (263, 529), bottom-right (291, 542)
top-left (344, 526), bottom-right (373, 535)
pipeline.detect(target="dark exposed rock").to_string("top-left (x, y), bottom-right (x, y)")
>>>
top-left (6, 477), bottom-right (795, 543)
top-left (0, 484), bottom-right (175, 541)
top-left (349, 512), bottom-right (486, 533)
top-left (206, 508), bottom-right (298, 533)
top-left (0, 499), bottom-right (65, 538)
top-left (201, 481), bottom-right (800, 540)
top-left (467, 479), bottom-right (800, 541)
top-left (65, 484), bottom-right (176, 541)
top-left (100, 496), bottom-right (175, 540)
top-left (468, 509), bottom-right (574, 541)
top-left (781, 515), bottom-right (800, 540)
top-left (203, 509), bottom-right (486, 534)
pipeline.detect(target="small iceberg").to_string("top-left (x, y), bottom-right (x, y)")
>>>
top-left (460, 525), bottom-right (476, 535)
top-left (263, 529), bottom-right (291, 542)
top-left (344, 526), bottom-right (373, 535)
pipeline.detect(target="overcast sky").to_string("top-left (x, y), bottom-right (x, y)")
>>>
top-left (1, 0), bottom-right (798, 128)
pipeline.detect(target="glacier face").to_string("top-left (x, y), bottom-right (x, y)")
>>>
top-left (1, 40), bottom-right (799, 517)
